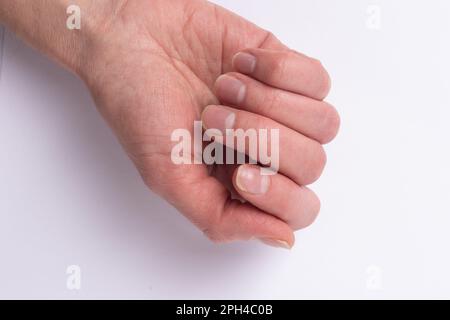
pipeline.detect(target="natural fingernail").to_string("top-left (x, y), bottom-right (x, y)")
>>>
top-left (236, 165), bottom-right (270, 195)
top-left (201, 105), bottom-right (236, 133)
top-left (233, 52), bottom-right (257, 74)
top-left (259, 238), bottom-right (292, 250)
top-left (215, 75), bottom-right (246, 105)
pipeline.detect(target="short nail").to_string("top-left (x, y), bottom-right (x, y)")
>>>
top-left (202, 105), bottom-right (235, 134)
top-left (233, 52), bottom-right (257, 74)
top-left (236, 165), bottom-right (270, 195)
top-left (215, 75), bottom-right (246, 105)
top-left (259, 238), bottom-right (292, 250)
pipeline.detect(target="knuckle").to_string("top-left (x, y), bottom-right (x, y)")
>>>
top-left (266, 88), bottom-right (283, 112)
top-left (299, 204), bottom-right (320, 229)
top-left (318, 103), bottom-right (341, 144)
top-left (291, 189), bottom-right (321, 230)
top-left (270, 55), bottom-right (289, 82)
top-left (315, 145), bottom-right (328, 178)
top-left (305, 195), bottom-right (321, 227)
top-left (304, 144), bottom-right (327, 184)
top-left (275, 201), bottom-right (292, 222)
top-left (311, 59), bottom-right (332, 99)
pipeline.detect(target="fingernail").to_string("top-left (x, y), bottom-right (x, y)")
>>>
top-left (236, 165), bottom-right (270, 195)
top-left (233, 52), bottom-right (257, 74)
top-left (259, 238), bottom-right (292, 250)
top-left (215, 75), bottom-right (246, 105)
top-left (201, 105), bottom-right (236, 133)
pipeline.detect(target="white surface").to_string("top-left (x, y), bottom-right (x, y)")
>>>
top-left (1, 0), bottom-right (450, 299)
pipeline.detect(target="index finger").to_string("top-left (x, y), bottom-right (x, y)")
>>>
top-left (232, 48), bottom-right (331, 100)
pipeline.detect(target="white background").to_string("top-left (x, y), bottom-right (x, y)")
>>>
top-left (1, 0), bottom-right (450, 299)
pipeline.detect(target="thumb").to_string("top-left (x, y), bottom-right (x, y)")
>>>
top-left (163, 164), bottom-right (294, 248)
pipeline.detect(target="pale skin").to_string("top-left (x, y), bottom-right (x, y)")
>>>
top-left (0, 0), bottom-right (340, 249)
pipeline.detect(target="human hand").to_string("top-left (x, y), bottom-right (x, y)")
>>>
top-left (2, 0), bottom-right (340, 248)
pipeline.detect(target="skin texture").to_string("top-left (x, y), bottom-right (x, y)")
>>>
top-left (0, 0), bottom-right (340, 248)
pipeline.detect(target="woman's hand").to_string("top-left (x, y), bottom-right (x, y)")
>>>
top-left (1, 0), bottom-right (340, 248)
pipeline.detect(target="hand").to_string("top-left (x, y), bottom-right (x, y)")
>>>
top-left (79, 0), bottom-right (340, 248)
top-left (2, 0), bottom-right (340, 248)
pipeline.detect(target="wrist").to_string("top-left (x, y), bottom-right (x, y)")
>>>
top-left (0, 0), bottom-right (117, 76)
